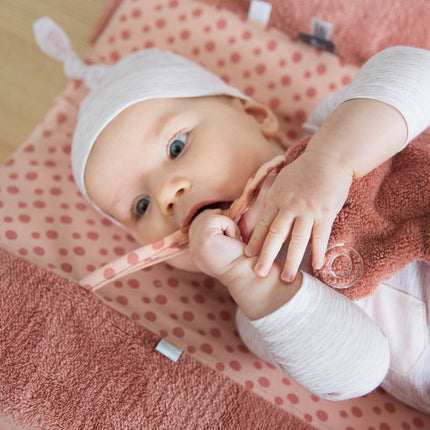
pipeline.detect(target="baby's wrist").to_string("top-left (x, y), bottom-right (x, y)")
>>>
top-left (303, 145), bottom-right (354, 181)
top-left (220, 258), bottom-right (303, 321)
top-left (306, 98), bottom-right (407, 178)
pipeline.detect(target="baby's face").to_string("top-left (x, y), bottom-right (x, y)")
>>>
top-left (85, 95), bottom-right (282, 267)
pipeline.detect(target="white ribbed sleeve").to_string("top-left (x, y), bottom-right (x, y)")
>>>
top-left (303, 46), bottom-right (430, 147)
top-left (235, 272), bottom-right (390, 400)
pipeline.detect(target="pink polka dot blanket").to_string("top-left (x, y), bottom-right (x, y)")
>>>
top-left (2, 0), bottom-right (430, 428)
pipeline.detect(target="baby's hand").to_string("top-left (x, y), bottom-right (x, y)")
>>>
top-left (188, 209), bottom-right (246, 281)
top-left (244, 150), bottom-right (353, 282)
top-left (189, 208), bottom-right (303, 321)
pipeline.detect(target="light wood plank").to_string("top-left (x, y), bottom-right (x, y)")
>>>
top-left (0, 0), bottom-right (107, 164)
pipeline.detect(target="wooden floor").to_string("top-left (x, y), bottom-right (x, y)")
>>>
top-left (0, 0), bottom-right (107, 164)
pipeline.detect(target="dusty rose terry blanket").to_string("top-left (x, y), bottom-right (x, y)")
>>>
top-left (0, 248), bottom-right (314, 430)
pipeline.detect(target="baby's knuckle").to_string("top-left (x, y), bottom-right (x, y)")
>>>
top-left (312, 230), bottom-right (323, 241)
top-left (200, 213), bottom-right (216, 226)
top-left (288, 195), bottom-right (305, 208)
top-left (317, 207), bottom-right (332, 219)
top-left (257, 216), bottom-right (271, 228)
top-left (290, 233), bottom-right (306, 245)
top-left (304, 202), bottom-right (321, 215)
top-left (268, 225), bottom-right (284, 238)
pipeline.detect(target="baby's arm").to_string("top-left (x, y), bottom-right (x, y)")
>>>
top-left (189, 211), bottom-right (390, 399)
top-left (235, 273), bottom-right (390, 401)
top-left (246, 46), bottom-right (430, 281)
top-left (304, 46), bottom-right (430, 147)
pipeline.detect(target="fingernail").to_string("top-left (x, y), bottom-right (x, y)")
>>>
top-left (313, 262), bottom-right (323, 270)
top-left (281, 272), bottom-right (294, 283)
top-left (255, 264), bottom-right (267, 276)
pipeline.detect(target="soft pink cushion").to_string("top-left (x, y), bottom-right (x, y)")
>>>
top-left (1, 0), bottom-right (429, 428)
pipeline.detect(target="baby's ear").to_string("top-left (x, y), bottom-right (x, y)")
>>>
top-left (233, 98), bottom-right (279, 137)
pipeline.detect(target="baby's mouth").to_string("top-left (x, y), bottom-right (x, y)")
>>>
top-left (185, 201), bottom-right (232, 227)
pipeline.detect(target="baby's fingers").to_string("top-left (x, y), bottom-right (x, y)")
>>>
top-left (311, 218), bottom-right (334, 270)
top-left (244, 204), bottom-right (278, 258)
top-left (253, 211), bottom-right (294, 277)
top-left (281, 217), bottom-right (313, 282)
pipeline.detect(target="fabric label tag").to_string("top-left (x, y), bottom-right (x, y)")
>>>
top-left (311, 17), bottom-right (333, 41)
top-left (155, 339), bottom-right (183, 362)
top-left (298, 17), bottom-right (336, 54)
top-left (248, 0), bottom-right (272, 26)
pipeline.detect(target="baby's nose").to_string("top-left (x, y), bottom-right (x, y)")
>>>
top-left (158, 177), bottom-right (191, 216)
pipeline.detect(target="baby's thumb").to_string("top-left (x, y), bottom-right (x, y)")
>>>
top-left (222, 217), bottom-right (243, 242)
top-left (260, 170), bottom-right (277, 205)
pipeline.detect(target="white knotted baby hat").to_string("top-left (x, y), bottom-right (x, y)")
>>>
top-left (33, 17), bottom-right (250, 225)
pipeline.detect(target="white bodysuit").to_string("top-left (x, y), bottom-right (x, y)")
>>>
top-left (235, 46), bottom-right (430, 414)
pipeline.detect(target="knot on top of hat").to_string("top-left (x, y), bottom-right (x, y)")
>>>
top-left (33, 16), bottom-right (109, 89)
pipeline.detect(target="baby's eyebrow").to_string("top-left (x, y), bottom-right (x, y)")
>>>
top-left (144, 109), bottom-right (177, 144)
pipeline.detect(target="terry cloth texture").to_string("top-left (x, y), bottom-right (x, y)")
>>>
top-left (0, 248), bottom-right (314, 430)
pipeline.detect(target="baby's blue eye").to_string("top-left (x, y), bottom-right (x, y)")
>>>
top-left (136, 196), bottom-right (150, 216)
top-left (169, 133), bottom-right (188, 159)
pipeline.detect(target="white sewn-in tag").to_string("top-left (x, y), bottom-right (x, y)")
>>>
top-left (155, 339), bottom-right (183, 362)
top-left (248, 0), bottom-right (272, 26)
top-left (298, 17), bottom-right (336, 54)
top-left (311, 17), bottom-right (333, 41)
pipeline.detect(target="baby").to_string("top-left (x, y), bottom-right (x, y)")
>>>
top-left (35, 18), bottom-right (430, 413)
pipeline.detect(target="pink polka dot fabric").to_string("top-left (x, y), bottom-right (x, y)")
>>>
top-left (1, 0), bottom-right (429, 428)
